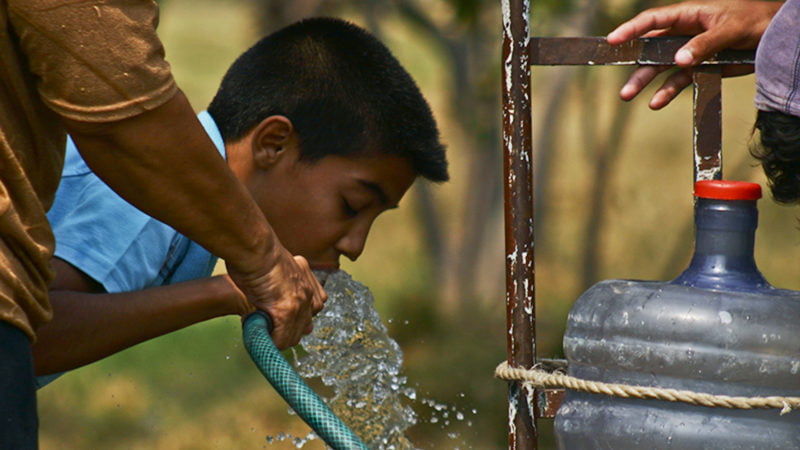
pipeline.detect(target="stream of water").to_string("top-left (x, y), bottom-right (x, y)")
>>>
top-left (265, 270), bottom-right (471, 449)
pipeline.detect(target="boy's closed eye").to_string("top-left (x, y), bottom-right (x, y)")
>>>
top-left (342, 197), bottom-right (358, 218)
top-left (342, 185), bottom-right (383, 218)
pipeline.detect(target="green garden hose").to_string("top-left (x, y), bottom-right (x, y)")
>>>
top-left (243, 311), bottom-right (368, 450)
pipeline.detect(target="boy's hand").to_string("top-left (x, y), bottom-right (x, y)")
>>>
top-left (606, 0), bottom-right (781, 110)
top-left (227, 246), bottom-right (326, 350)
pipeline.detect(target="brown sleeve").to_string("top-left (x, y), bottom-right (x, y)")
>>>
top-left (8, 0), bottom-right (177, 123)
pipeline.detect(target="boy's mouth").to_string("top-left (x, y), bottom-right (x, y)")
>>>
top-left (310, 262), bottom-right (340, 271)
top-left (310, 263), bottom-right (339, 286)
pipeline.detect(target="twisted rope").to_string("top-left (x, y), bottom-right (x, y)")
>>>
top-left (495, 361), bottom-right (800, 415)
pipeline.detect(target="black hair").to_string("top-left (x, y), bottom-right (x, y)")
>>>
top-left (750, 110), bottom-right (800, 204)
top-left (207, 17), bottom-right (448, 182)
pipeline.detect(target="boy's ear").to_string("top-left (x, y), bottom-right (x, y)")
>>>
top-left (251, 115), bottom-right (294, 169)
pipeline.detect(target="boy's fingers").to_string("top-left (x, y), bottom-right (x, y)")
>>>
top-left (620, 66), bottom-right (693, 110)
top-left (606, 5), bottom-right (690, 45)
top-left (676, 28), bottom-right (741, 67)
top-left (669, 1), bottom-right (780, 66)
top-left (650, 68), bottom-right (693, 110)
top-left (620, 66), bottom-right (668, 101)
top-left (606, 15), bottom-right (657, 44)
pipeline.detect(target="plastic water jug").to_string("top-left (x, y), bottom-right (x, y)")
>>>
top-left (554, 180), bottom-right (800, 448)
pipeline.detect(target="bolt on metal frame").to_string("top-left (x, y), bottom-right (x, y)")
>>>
top-left (501, 0), bottom-right (755, 448)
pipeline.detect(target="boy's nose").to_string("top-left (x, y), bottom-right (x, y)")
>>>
top-left (335, 226), bottom-right (368, 262)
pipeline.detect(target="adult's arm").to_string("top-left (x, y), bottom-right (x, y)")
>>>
top-left (62, 91), bottom-right (324, 349)
top-left (9, 0), bottom-right (323, 349)
top-left (606, 0), bottom-right (782, 109)
top-left (33, 258), bottom-right (251, 376)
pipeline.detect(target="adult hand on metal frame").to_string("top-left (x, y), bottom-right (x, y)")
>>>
top-left (606, 0), bottom-right (782, 110)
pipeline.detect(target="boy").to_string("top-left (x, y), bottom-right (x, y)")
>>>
top-left (33, 17), bottom-right (449, 384)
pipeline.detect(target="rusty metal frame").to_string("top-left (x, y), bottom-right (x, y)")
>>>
top-left (502, 0), bottom-right (536, 448)
top-left (501, 1), bottom-right (755, 448)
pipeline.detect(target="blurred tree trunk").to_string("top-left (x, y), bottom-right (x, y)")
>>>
top-left (392, 0), bottom-right (502, 313)
top-left (574, 0), bottom-right (672, 293)
top-left (577, 76), bottom-right (633, 290)
top-left (533, 0), bottom-right (604, 254)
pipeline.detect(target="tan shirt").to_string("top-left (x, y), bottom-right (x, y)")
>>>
top-left (0, 0), bottom-right (177, 340)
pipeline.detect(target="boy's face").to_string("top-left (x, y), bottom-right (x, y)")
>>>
top-left (229, 130), bottom-right (416, 270)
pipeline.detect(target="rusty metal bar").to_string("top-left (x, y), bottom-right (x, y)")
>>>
top-left (531, 37), bottom-right (755, 66)
top-left (502, 0), bottom-right (537, 448)
top-left (532, 359), bottom-right (567, 419)
top-left (535, 389), bottom-right (565, 419)
top-left (693, 67), bottom-right (724, 181)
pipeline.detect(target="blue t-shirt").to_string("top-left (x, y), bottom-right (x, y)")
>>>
top-left (37, 111), bottom-right (225, 388)
top-left (47, 111), bottom-right (224, 292)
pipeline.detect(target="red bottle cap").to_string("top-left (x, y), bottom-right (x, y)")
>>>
top-left (694, 180), bottom-right (762, 200)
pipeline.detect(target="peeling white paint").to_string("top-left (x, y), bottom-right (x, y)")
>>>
top-left (695, 167), bottom-right (720, 181)
top-left (524, 303), bottom-right (533, 316)
top-left (507, 392), bottom-right (518, 436)
top-left (507, 248), bottom-right (518, 263)
top-left (692, 80), bottom-right (722, 181)
top-left (524, 384), bottom-right (536, 419)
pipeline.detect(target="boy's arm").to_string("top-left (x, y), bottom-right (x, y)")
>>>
top-left (62, 91), bottom-right (324, 349)
top-left (33, 258), bottom-right (251, 376)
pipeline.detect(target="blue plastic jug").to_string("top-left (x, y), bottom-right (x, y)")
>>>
top-left (554, 180), bottom-right (800, 448)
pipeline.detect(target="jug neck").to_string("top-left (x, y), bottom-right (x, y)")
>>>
top-left (672, 196), bottom-right (769, 292)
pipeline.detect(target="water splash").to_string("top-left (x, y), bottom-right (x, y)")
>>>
top-left (265, 271), bottom-right (472, 448)
top-left (294, 270), bottom-right (417, 449)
